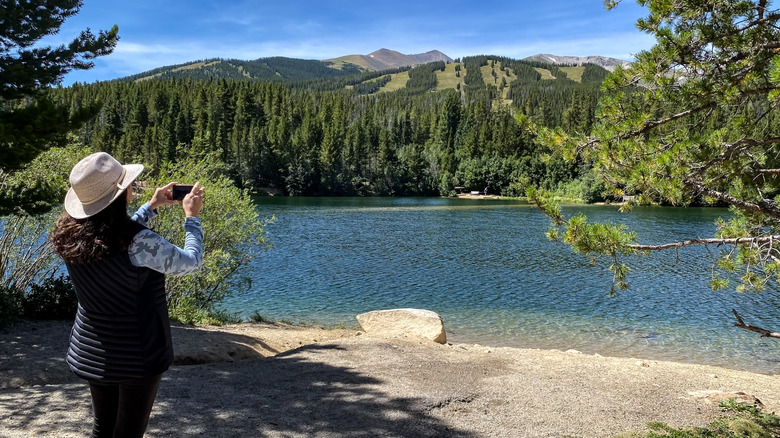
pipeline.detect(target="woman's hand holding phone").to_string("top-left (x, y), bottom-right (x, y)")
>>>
top-left (148, 183), bottom-right (204, 216)
top-left (172, 185), bottom-right (194, 200)
top-left (182, 182), bottom-right (204, 218)
top-left (149, 182), bottom-right (179, 210)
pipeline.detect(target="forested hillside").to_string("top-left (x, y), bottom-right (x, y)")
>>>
top-left (53, 56), bottom-right (611, 199)
top-left (123, 49), bottom-right (453, 83)
top-left (123, 57), bottom-right (366, 82)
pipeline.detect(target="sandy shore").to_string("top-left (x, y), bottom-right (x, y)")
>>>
top-left (2, 319), bottom-right (779, 437)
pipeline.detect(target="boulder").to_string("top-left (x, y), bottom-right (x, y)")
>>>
top-left (356, 309), bottom-right (447, 344)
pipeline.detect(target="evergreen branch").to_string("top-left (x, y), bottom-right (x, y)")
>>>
top-left (683, 178), bottom-right (780, 220)
top-left (619, 102), bottom-right (718, 140)
top-left (629, 235), bottom-right (780, 251)
top-left (716, 10), bottom-right (780, 42)
top-left (696, 137), bottom-right (780, 175)
top-left (572, 137), bottom-right (602, 156)
top-left (732, 309), bottom-right (780, 338)
top-left (743, 86), bottom-right (780, 96)
top-left (755, 169), bottom-right (780, 175)
top-left (727, 137), bottom-right (780, 151)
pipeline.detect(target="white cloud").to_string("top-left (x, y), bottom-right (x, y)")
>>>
top-left (115, 42), bottom-right (181, 55)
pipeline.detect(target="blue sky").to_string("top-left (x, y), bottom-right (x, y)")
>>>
top-left (50, 0), bottom-right (656, 85)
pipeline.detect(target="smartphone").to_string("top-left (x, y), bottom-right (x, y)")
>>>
top-left (172, 184), bottom-right (193, 201)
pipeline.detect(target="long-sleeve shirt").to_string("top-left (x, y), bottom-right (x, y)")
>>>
top-left (128, 203), bottom-right (203, 276)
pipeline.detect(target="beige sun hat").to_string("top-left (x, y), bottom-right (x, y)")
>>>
top-left (64, 152), bottom-right (144, 219)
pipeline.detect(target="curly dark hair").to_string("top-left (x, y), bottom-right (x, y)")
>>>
top-left (51, 193), bottom-right (136, 264)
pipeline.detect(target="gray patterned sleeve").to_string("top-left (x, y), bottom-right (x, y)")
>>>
top-left (128, 217), bottom-right (203, 275)
top-left (130, 202), bottom-right (157, 226)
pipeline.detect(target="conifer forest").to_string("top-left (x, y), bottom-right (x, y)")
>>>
top-left (51, 56), bottom-right (612, 199)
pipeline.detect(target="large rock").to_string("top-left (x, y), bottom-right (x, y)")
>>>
top-left (356, 309), bottom-right (447, 344)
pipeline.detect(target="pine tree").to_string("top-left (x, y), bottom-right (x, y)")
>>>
top-left (0, 0), bottom-right (118, 214)
top-left (532, 0), bottom-right (780, 337)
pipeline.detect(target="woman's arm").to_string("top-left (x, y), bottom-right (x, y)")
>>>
top-left (128, 182), bottom-right (204, 275)
top-left (128, 217), bottom-right (203, 275)
top-left (130, 181), bottom-right (179, 226)
top-left (130, 202), bottom-right (157, 226)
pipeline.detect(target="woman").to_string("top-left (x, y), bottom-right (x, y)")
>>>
top-left (51, 152), bottom-right (205, 438)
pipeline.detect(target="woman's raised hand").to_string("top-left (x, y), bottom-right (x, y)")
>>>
top-left (149, 182), bottom-right (179, 210)
top-left (182, 182), bottom-right (204, 218)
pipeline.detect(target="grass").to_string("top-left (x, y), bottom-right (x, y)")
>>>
top-left (479, 62), bottom-right (516, 101)
top-left (435, 62), bottom-right (463, 91)
top-left (483, 60), bottom-right (516, 105)
top-left (173, 61), bottom-right (220, 72)
top-left (209, 309), bottom-right (244, 324)
top-left (324, 55), bottom-right (374, 71)
top-left (378, 71), bottom-right (410, 92)
top-left (352, 57), bottom-right (568, 97)
top-left (559, 66), bottom-right (585, 82)
top-left (534, 67), bottom-right (556, 80)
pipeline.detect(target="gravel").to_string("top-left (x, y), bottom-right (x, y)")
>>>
top-left (2, 320), bottom-right (779, 437)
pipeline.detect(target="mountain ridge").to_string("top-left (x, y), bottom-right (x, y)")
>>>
top-left (325, 48), bottom-right (454, 71)
top-left (523, 53), bottom-right (631, 71)
top-left (120, 50), bottom-right (624, 84)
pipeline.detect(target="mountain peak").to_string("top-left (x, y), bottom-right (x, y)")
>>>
top-left (327, 49), bottom-right (453, 72)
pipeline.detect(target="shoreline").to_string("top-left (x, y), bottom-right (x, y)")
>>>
top-left (445, 332), bottom-right (779, 376)
top-left (216, 313), bottom-right (779, 376)
top-left (4, 318), bottom-right (776, 384)
top-left (448, 317), bottom-right (776, 375)
top-left (2, 317), bottom-right (778, 381)
top-left (3, 319), bottom-right (780, 437)
top-left (4, 318), bottom-right (778, 382)
top-left (454, 192), bottom-right (627, 206)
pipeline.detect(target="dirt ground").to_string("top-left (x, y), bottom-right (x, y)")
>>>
top-left (2, 319), bottom-right (779, 437)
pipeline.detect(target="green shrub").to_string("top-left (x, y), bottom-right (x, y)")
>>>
top-left (0, 146), bottom-right (87, 328)
top-left (209, 308), bottom-right (244, 324)
top-left (1, 214), bottom-right (58, 295)
top-left (503, 176), bottom-right (531, 198)
top-left (134, 153), bottom-right (272, 324)
top-left (22, 275), bottom-right (77, 320)
top-left (0, 286), bottom-right (23, 327)
top-left (168, 296), bottom-right (222, 325)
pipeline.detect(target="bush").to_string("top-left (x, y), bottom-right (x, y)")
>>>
top-left (0, 275), bottom-right (78, 326)
top-left (135, 153), bottom-right (271, 324)
top-left (0, 286), bottom-right (23, 327)
top-left (209, 308), bottom-right (244, 324)
top-left (22, 275), bottom-right (77, 320)
top-left (0, 145), bottom-right (87, 327)
top-left (503, 176), bottom-right (531, 198)
top-left (1, 214), bottom-right (58, 294)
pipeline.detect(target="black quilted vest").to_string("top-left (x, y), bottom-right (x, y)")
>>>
top-left (65, 221), bottom-right (173, 383)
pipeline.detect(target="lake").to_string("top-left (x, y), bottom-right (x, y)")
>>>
top-left (219, 197), bottom-right (780, 374)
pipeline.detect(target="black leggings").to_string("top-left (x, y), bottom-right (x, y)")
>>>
top-left (88, 373), bottom-right (163, 438)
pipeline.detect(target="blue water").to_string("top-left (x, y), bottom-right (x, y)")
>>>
top-left (220, 197), bottom-right (780, 374)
